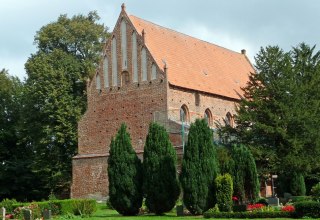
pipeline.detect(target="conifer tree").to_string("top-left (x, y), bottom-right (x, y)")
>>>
top-left (290, 172), bottom-right (306, 196)
top-left (180, 119), bottom-right (219, 214)
top-left (230, 145), bottom-right (259, 203)
top-left (143, 122), bottom-right (180, 215)
top-left (108, 124), bottom-right (143, 215)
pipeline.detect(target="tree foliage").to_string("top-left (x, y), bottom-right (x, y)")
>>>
top-left (0, 69), bottom-right (36, 200)
top-left (220, 43), bottom-right (320, 189)
top-left (180, 119), bottom-right (219, 214)
top-left (108, 124), bottom-right (143, 216)
top-left (215, 173), bottom-right (233, 212)
top-left (20, 11), bottom-right (109, 198)
top-left (143, 123), bottom-right (180, 215)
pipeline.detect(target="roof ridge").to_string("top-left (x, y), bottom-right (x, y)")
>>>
top-left (128, 14), bottom-right (244, 56)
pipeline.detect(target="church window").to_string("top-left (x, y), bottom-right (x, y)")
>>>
top-left (96, 73), bottom-right (101, 90)
top-left (226, 112), bottom-right (234, 127)
top-left (195, 92), bottom-right (200, 106)
top-left (204, 108), bottom-right (213, 126)
top-left (112, 37), bottom-right (118, 86)
top-left (180, 105), bottom-right (189, 123)
top-left (121, 19), bottom-right (127, 70)
top-left (132, 32), bottom-right (138, 82)
top-left (141, 47), bottom-right (147, 81)
top-left (151, 63), bottom-right (157, 80)
top-left (103, 56), bottom-right (109, 88)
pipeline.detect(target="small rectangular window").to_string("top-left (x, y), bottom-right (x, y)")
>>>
top-left (195, 92), bottom-right (200, 106)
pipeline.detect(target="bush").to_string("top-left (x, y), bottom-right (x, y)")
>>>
top-left (0, 198), bottom-right (17, 213)
top-left (203, 211), bottom-right (293, 218)
top-left (310, 182), bottom-right (320, 201)
top-left (291, 196), bottom-right (312, 203)
top-left (11, 199), bottom-right (96, 217)
top-left (215, 174), bottom-right (233, 212)
top-left (294, 201), bottom-right (320, 218)
top-left (232, 204), bottom-right (247, 212)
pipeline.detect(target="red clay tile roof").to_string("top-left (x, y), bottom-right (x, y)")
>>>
top-left (129, 15), bottom-right (254, 100)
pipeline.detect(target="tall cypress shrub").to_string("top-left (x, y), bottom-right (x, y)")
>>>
top-left (180, 119), bottom-right (219, 215)
top-left (215, 173), bottom-right (233, 212)
top-left (108, 124), bottom-right (143, 215)
top-left (290, 172), bottom-right (306, 196)
top-left (231, 145), bottom-right (259, 203)
top-left (143, 122), bottom-right (180, 215)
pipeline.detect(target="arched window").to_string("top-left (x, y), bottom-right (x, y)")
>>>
top-left (226, 112), bottom-right (234, 127)
top-left (204, 108), bottom-right (213, 126)
top-left (180, 105), bottom-right (189, 123)
top-left (151, 63), bottom-right (157, 80)
top-left (121, 19), bottom-right (127, 70)
top-left (103, 56), bottom-right (109, 88)
top-left (112, 37), bottom-right (118, 86)
top-left (141, 47), bottom-right (147, 81)
top-left (132, 32), bottom-right (138, 82)
top-left (96, 73), bottom-right (101, 90)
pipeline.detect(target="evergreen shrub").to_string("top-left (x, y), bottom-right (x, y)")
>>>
top-left (180, 119), bottom-right (219, 214)
top-left (294, 201), bottom-right (320, 218)
top-left (215, 173), bottom-right (233, 212)
top-left (108, 124), bottom-right (143, 215)
top-left (290, 172), bottom-right (306, 196)
top-left (143, 123), bottom-right (180, 215)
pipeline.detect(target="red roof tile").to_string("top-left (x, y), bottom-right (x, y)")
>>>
top-left (129, 15), bottom-right (254, 99)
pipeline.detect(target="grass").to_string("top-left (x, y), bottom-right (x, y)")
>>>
top-left (54, 203), bottom-right (293, 220)
top-left (53, 203), bottom-right (202, 220)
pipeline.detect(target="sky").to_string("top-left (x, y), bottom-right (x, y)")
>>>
top-left (1, 0), bottom-right (320, 80)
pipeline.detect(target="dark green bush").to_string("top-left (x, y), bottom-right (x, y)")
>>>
top-left (310, 182), bottom-right (320, 201)
top-left (215, 173), bottom-right (233, 212)
top-left (232, 204), bottom-right (247, 212)
top-left (294, 201), bottom-right (320, 218)
top-left (204, 211), bottom-right (293, 218)
top-left (291, 196), bottom-right (312, 203)
top-left (256, 197), bottom-right (268, 206)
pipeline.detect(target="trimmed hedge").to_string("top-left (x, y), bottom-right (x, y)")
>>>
top-left (203, 211), bottom-right (293, 219)
top-left (294, 201), bottom-right (320, 218)
top-left (11, 199), bottom-right (96, 216)
top-left (291, 196), bottom-right (311, 203)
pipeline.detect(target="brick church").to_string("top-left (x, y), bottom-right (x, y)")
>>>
top-left (71, 4), bottom-right (254, 199)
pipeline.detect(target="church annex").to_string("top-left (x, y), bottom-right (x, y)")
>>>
top-left (71, 4), bottom-right (254, 199)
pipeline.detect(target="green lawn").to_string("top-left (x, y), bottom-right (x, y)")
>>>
top-left (84, 204), bottom-right (203, 220)
top-left (55, 203), bottom-right (292, 220)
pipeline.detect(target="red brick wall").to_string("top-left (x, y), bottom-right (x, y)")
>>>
top-left (168, 85), bottom-right (238, 127)
top-left (71, 9), bottom-right (167, 199)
